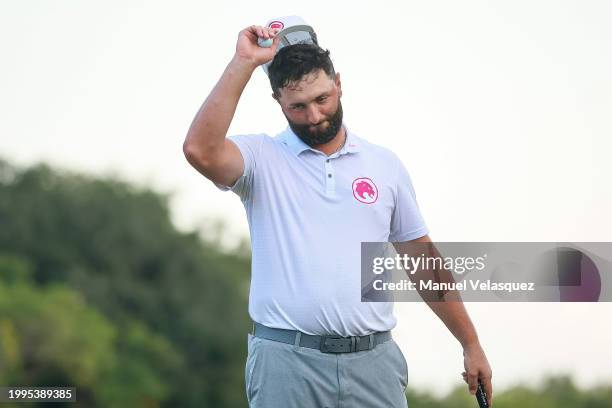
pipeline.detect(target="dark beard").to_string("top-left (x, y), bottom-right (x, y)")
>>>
top-left (286, 100), bottom-right (343, 147)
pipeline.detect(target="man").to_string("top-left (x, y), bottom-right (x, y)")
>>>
top-left (183, 22), bottom-right (493, 407)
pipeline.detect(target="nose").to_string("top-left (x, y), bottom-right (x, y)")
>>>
top-left (306, 105), bottom-right (323, 125)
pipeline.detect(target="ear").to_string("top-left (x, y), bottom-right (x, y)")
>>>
top-left (271, 92), bottom-right (280, 104)
top-left (335, 72), bottom-right (342, 97)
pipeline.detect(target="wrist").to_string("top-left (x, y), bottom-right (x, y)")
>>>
top-left (462, 338), bottom-right (481, 351)
top-left (230, 54), bottom-right (258, 73)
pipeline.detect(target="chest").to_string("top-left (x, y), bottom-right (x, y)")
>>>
top-left (254, 151), bottom-right (396, 227)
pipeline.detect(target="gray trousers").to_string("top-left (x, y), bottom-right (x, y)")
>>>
top-left (245, 333), bottom-right (409, 407)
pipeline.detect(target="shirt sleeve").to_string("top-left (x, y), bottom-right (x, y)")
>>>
top-left (389, 155), bottom-right (429, 242)
top-left (214, 134), bottom-right (265, 202)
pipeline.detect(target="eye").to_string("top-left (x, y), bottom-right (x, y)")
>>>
top-left (291, 104), bottom-right (305, 110)
top-left (316, 96), bottom-right (328, 103)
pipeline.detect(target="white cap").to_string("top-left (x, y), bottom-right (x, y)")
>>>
top-left (260, 16), bottom-right (318, 76)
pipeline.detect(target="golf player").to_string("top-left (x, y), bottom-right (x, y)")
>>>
top-left (183, 20), bottom-right (493, 408)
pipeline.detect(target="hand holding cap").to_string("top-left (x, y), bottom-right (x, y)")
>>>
top-left (257, 16), bottom-right (318, 75)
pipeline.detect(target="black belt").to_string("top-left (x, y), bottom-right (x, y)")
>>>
top-left (252, 322), bottom-right (392, 353)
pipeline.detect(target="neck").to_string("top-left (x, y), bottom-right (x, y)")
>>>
top-left (314, 126), bottom-right (346, 156)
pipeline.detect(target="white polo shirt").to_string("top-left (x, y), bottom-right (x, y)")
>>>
top-left (217, 125), bottom-right (428, 336)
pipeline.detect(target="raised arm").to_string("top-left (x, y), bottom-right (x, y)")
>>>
top-left (183, 25), bottom-right (281, 186)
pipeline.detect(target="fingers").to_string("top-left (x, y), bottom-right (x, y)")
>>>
top-left (256, 26), bottom-right (266, 39)
top-left (462, 371), bottom-right (494, 405)
top-left (247, 25), bottom-right (280, 40)
top-left (467, 370), bottom-right (479, 395)
top-left (271, 32), bottom-right (282, 49)
top-left (483, 376), bottom-right (494, 406)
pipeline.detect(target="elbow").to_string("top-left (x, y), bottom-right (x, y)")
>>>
top-left (183, 139), bottom-right (217, 171)
top-left (182, 139), bottom-right (198, 161)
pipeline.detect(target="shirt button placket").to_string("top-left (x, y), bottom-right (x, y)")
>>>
top-left (325, 158), bottom-right (335, 194)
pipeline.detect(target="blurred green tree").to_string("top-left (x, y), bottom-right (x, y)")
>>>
top-left (404, 376), bottom-right (612, 408)
top-left (0, 256), bottom-right (183, 407)
top-left (0, 159), bottom-right (251, 407)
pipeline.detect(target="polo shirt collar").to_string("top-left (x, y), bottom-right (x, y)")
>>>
top-left (282, 123), bottom-right (361, 156)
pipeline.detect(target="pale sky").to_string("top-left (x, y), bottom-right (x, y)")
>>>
top-left (1, 0), bottom-right (611, 397)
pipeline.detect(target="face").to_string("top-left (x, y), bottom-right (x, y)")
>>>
top-left (274, 70), bottom-right (343, 147)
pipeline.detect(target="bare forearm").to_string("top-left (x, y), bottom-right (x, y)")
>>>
top-left (393, 237), bottom-right (480, 348)
top-left (425, 297), bottom-right (480, 348)
top-left (184, 56), bottom-right (257, 155)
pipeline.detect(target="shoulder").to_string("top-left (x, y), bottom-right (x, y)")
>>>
top-left (350, 131), bottom-right (403, 166)
top-left (227, 132), bottom-right (270, 146)
top-left (227, 132), bottom-right (284, 155)
top-left (228, 130), bottom-right (291, 147)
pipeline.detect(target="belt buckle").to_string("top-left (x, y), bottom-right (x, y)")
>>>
top-left (320, 335), bottom-right (353, 353)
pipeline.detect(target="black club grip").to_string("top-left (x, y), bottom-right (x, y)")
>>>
top-left (476, 380), bottom-right (489, 408)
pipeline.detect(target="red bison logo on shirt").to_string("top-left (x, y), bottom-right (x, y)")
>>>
top-left (352, 178), bottom-right (378, 204)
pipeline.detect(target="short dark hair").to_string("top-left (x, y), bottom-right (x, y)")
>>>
top-left (268, 43), bottom-right (336, 98)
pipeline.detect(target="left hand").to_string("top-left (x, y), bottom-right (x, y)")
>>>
top-left (461, 342), bottom-right (493, 406)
